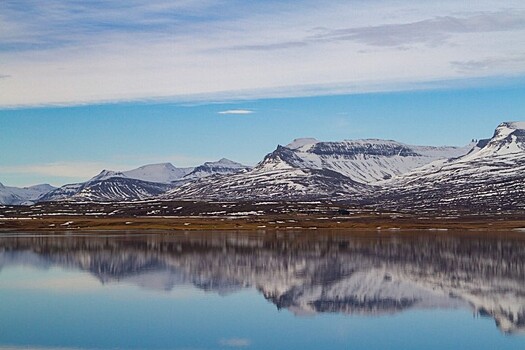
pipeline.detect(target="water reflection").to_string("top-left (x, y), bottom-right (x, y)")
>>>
top-left (1, 231), bottom-right (524, 334)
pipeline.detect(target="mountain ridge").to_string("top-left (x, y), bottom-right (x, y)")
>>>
top-left (374, 121), bottom-right (525, 212)
top-left (2, 121), bottom-right (524, 212)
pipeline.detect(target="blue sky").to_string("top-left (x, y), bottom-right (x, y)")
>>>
top-left (1, 1), bottom-right (525, 186)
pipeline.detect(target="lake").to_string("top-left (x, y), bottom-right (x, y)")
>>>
top-left (0, 230), bottom-right (524, 350)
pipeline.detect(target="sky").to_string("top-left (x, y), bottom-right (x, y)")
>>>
top-left (1, 0), bottom-right (525, 186)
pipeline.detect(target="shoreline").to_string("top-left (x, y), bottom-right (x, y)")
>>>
top-left (1, 214), bottom-right (525, 233)
top-left (2, 200), bottom-right (525, 233)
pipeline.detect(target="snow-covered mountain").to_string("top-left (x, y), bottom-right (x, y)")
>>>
top-left (0, 183), bottom-right (56, 205)
top-left (40, 159), bottom-right (250, 202)
top-left (122, 163), bottom-right (194, 183)
top-left (165, 145), bottom-right (370, 200)
top-left (89, 163), bottom-right (194, 184)
top-left (378, 122), bottom-right (525, 212)
top-left (164, 138), bottom-right (473, 200)
top-left (182, 158), bottom-right (251, 180)
top-left (40, 177), bottom-right (173, 202)
top-left (284, 137), bottom-right (473, 183)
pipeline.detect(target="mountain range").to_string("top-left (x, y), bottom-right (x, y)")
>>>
top-left (0, 183), bottom-right (56, 206)
top-left (38, 158), bottom-right (251, 203)
top-left (1, 121), bottom-right (524, 212)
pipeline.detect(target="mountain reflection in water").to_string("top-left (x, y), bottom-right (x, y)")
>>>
top-left (0, 231), bottom-right (524, 334)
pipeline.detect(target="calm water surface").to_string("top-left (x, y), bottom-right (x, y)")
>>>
top-left (0, 230), bottom-right (524, 350)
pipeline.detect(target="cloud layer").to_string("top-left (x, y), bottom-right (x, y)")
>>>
top-left (1, 1), bottom-right (525, 107)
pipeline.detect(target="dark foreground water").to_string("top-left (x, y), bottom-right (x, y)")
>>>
top-left (0, 230), bottom-right (525, 350)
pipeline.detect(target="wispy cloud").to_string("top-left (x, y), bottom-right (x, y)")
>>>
top-left (1, 1), bottom-right (525, 107)
top-left (310, 11), bottom-right (525, 48)
top-left (229, 11), bottom-right (525, 50)
top-left (218, 109), bottom-right (254, 115)
top-left (0, 162), bottom-right (121, 179)
top-left (450, 55), bottom-right (525, 73)
top-left (218, 338), bottom-right (251, 348)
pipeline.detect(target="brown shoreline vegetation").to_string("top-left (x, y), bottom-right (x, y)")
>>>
top-left (1, 200), bottom-right (524, 233)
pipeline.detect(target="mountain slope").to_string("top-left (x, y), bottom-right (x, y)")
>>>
top-left (40, 159), bottom-right (250, 202)
top-left (284, 138), bottom-right (473, 183)
top-left (91, 163), bottom-right (193, 184)
top-left (182, 158), bottom-right (251, 180)
top-left (0, 183), bottom-right (56, 205)
top-left (165, 146), bottom-right (371, 200)
top-left (40, 177), bottom-right (173, 202)
top-left (165, 138), bottom-right (473, 201)
top-left (122, 163), bottom-right (194, 183)
top-left (378, 122), bottom-right (525, 212)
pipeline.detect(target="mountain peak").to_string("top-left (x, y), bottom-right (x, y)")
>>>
top-left (137, 162), bottom-right (175, 169)
top-left (479, 121), bottom-right (525, 155)
top-left (494, 121), bottom-right (525, 138)
top-left (206, 158), bottom-right (243, 167)
top-left (500, 121), bottom-right (525, 130)
top-left (89, 169), bottom-right (123, 182)
top-left (258, 145), bottom-right (305, 170)
top-left (122, 163), bottom-right (193, 183)
top-left (27, 184), bottom-right (56, 192)
top-left (182, 158), bottom-right (251, 180)
top-left (286, 138), bottom-right (319, 150)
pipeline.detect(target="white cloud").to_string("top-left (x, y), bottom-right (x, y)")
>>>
top-left (218, 109), bottom-right (254, 115)
top-left (0, 162), bottom-right (117, 179)
top-left (1, 1), bottom-right (525, 107)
